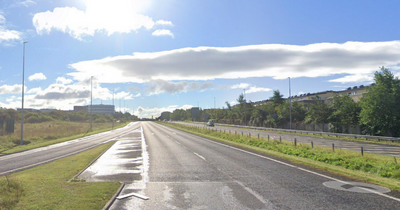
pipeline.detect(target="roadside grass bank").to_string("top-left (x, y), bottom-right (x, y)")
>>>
top-left (0, 141), bottom-right (120, 210)
top-left (0, 121), bottom-right (129, 155)
top-left (162, 122), bottom-right (400, 191)
top-left (183, 121), bottom-right (400, 146)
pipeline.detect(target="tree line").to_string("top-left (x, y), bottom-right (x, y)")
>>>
top-left (164, 67), bottom-right (400, 137)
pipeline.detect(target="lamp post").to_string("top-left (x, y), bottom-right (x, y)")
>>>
top-left (90, 76), bottom-right (93, 131)
top-left (214, 97), bottom-right (216, 120)
top-left (243, 89), bottom-right (246, 126)
top-left (289, 77), bottom-right (292, 130)
top-left (20, 41), bottom-right (27, 145)
top-left (112, 89), bottom-right (114, 129)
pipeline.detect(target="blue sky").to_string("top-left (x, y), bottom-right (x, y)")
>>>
top-left (1, 0), bottom-right (400, 118)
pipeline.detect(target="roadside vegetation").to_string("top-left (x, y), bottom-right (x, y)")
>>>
top-left (0, 142), bottom-right (120, 210)
top-left (0, 110), bottom-right (136, 154)
top-left (159, 67), bottom-right (400, 138)
top-left (161, 122), bottom-right (400, 191)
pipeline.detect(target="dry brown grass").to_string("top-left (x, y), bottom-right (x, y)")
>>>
top-left (0, 121), bottom-right (124, 154)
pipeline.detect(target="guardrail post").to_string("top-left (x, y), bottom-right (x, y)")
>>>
top-left (332, 143), bottom-right (334, 152)
top-left (249, 133), bottom-right (251, 137)
top-left (311, 141), bottom-right (313, 148)
top-left (268, 135), bottom-right (269, 141)
top-left (280, 136), bottom-right (282, 143)
top-left (361, 147), bottom-right (364, 156)
top-left (242, 132), bottom-right (243, 136)
top-left (235, 131), bottom-right (237, 135)
top-left (258, 134), bottom-right (259, 139)
top-left (294, 138), bottom-right (297, 146)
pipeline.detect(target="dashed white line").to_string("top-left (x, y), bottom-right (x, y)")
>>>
top-left (157, 123), bottom-right (400, 203)
top-left (193, 152), bottom-right (206, 161)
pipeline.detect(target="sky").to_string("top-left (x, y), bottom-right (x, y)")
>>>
top-left (1, 0), bottom-right (400, 118)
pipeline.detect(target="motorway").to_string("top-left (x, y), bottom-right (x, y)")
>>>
top-left (1, 121), bottom-right (400, 209)
top-left (175, 121), bottom-right (400, 157)
top-left (107, 122), bottom-right (400, 209)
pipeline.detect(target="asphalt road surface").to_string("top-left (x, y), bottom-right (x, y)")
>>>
top-left (0, 122), bottom-right (139, 176)
top-left (2, 121), bottom-right (400, 209)
top-left (108, 122), bottom-right (400, 209)
top-left (176, 121), bottom-right (400, 157)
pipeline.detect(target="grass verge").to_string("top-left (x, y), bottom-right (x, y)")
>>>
top-left (0, 141), bottom-right (120, 210)
top-left (162, 122), bottom-right (400, 191)
top-left (183, 121), bottom-right (400, 146)
top-left (0, 121), bottom-right (129, 155)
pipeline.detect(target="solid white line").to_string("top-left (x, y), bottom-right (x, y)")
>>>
top-left (156, 123), bottom-right (400, 203)
top-left (193, 152), bottom-right (206, 161)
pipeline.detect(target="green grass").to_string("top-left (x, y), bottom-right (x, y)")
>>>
top-left (162, 122), bottom-right (400, 191)
top-left (0, 121), bottom-right (129, 154)
top-left (184, 121), bottom-right (400, 146)
top-left (0, 142), bottom-right (120, 210)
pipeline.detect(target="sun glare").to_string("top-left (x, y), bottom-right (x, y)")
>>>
top-left (82, 0), bottom-right (152, 33)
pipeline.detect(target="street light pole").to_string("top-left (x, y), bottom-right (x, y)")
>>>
top-left (214, 97), bottom-right (216, 120)
top-left (90, 76), bottom-right (93, 131)
top-left (21, 41), bottom-right (27, 145)
top-left (112, 89), bottom-right (114, 129)
top-left (243, 89), bottom-right (246, 126)
top-left (289, 77), bottom-right (292, 130)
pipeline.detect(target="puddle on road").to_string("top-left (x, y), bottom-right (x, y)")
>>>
top-left (78, 126), bottom-right (150, 210)
top-left (78, 128), bottom-right (145, 183)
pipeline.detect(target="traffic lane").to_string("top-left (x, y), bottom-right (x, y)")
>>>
top-left (177, 122), bottom-right (400, 157)
top-left (0, 122), bottom-right (142, 176)
top-left (137, 122), bottom-right (268, 209)
top-left (150, 122), bottom-right (400, 210)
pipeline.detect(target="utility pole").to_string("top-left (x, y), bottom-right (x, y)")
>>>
top-left (244, 89), bottom-right (246, 126)
top-left (90, 76), bottom-right (93, 131)
top-left (21, 41), bottom-right (27, 145)
top-left (214, 97), bottom-right (216, 120)
top-left (112, 89), bottom-right (114, 129)
top-left (289, 77), bottom-right (292, 130)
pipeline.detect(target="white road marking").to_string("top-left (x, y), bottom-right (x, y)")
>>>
top-left (117, 192), bottom-right (149, 200)
top-left (175, 141), bottom-right (181, 145)
top-left (157, 123), bottom-right (400, 203)
top-left (193, 152), bottom-right (206, 161)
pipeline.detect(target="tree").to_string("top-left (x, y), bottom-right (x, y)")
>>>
top-left (359, 67), bottom-right (400, 136)
top-left (329, 94), bottom-right (361, 126)
top-left (269, 90), bottom-right (285, 106)
top-left (304, 100), bottom-right (332, 124)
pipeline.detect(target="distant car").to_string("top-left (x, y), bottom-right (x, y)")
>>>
top-left (207, 121), bottom-right (214, 127)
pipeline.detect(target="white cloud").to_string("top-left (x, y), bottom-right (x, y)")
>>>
top-left (134, 104), bottom-right (193, 118)
top-left (27, 87), bottom-right (42, 94)
top-left (0, 84), bottom-right (24, 94)
top-left (155, 20), bottom-right (173, 26)
top-left (0, 14), bottom-right (22, 44)
top-left (221, 83), bottom-right (270, 94)
top-left (68, 41), bottom-right (400, 84)
top-left (28, 73), bottom-right (47, 81)
top-left (152, 29), bottom-right (174, 38)
top-left (231, 83), bottom-right (251, 89)
top-left (329, 74), bottom-right (374, 84)
top-left (115, 91), bottom-right (133, 100)
top-left (145, 80), bottom-right (213, 95)
top-left (32, 0), bottom-right (161, 40)
top-left (246, 86), bottom-right (272, 94)
top-left (134, 93), bottom-right (141, 97)
top-left (56, 77), bottom-right (73, 84)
